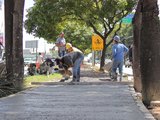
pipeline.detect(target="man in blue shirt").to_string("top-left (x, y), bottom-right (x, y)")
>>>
top-left (111, 35), bottom-right (129, 81)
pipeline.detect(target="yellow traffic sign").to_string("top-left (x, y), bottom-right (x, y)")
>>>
top-left (92, 35), bottom-right (104, 50)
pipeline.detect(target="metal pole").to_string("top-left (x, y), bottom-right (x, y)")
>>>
top-left (92, 51), bottom-right (95, 66)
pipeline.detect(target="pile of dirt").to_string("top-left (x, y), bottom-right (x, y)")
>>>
top-left (149, 101), bottom-right (160, 120)
top-left (149, 107), bottom-right (160, 120)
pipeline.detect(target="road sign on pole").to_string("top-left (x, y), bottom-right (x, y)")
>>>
top-left (92, 34), bottom-right (103, 51)
top-left (122, 14), bottom-right (134, 24)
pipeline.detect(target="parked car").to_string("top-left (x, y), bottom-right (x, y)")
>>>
top-left (84, 53), bottom-right (92, 63)
top-left (24, 57), bottom-right (36, 65)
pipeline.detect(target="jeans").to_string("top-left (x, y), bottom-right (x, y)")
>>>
top-left (72, 55), bottom-right (84, 82)
top-left (111, 60), bottom-right (123, 80)
top-left (58, 50), bottom-right (65, 57)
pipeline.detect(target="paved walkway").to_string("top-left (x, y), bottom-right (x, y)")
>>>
top-left (0, 65), bottom-right (155, 120)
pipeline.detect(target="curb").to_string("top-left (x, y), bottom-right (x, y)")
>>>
top-left (129, 85), bottom-right (156, 120)
top-left (31, 81), bottom-right (132, 85)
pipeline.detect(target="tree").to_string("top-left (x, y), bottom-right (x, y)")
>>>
top-left (141, 0), bottom-right (160, 106)
top-left (59, 21), bottom-right (93, 54)
top-left (5, 0), bottom-right (25, 90)
top-left (25, 0), bottom-right (136, 70)
top-left (132, 0), bottom-right (142, 92)
top-left (118, 24), bottom-right (133, 45)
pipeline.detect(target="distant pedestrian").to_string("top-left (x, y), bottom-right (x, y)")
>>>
top-left (55, 32), bottom-right (66, 57)
top-left (111, 35), bottom-right (129, 81)
top-left (36, 52), bottom-right (44, 70)
top-left (55, 51), bottom-right (84, 82)
top-left (128, 44), bottom-right (133, 63)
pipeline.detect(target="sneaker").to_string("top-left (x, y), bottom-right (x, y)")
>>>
top-left (113, 78), bottom-right (117, 81)
top-left (119, 74), bottom-right (122, 82)
top-left (68, 80), bottom-right (75, 85)
top-left (111, 77), bottom-right (117, 82)
top-left (119, 77), bottom-right (123, 82)
top-left (59, 79), bottom-right (65, 82)
top-left (112, 75), bottom-right (117, 81)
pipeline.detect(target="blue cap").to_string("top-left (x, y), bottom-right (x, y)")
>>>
top-left (113, 35), bottom-right (120, 42)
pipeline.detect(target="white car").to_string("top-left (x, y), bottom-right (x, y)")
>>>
top-left (84, 53), bottom-right (92, 63)
top-left (24, 57), bottom-right (36, 65)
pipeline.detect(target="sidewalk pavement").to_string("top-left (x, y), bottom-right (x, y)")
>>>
top-left (0, 65), bottom-right (155, 120)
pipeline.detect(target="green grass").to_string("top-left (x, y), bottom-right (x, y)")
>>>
top-left (23, 73), bottom-right (62, 88)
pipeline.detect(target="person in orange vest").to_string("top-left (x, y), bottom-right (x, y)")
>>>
top-left (36, 52), bottom-right (44, 72)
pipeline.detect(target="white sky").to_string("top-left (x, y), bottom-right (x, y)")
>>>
top-left (23, 0), bottom-right (35, 42)
top-left (0, 0), bottom-right (4, 33)
top-left (23, 0), bottom-right (53, 53)
top-left (0, 0), bottom-right (53, 53)
top-left (158, 0), bottom-right (160, 18)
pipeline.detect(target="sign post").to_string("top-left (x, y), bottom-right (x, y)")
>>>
top-left (122, 14), bottom-right (134, 24)
top-left (92, 34), bottom-right (103, 51)
top-left (25, 40), bottom-right (38, 60)
top-left (92, 34), bottom-right (104, 66)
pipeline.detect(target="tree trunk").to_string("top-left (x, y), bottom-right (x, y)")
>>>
top-left (100, 38), bottom-right (106, 71)
top-left (12, 0), bottom-right (25, 90)
top-left (132, 0), bottom-right (142, 92)
top-left (5, 0), bottom-right (24, 90)
top-left (141, 0), bottom-right (160, 106)
top-left (4, 0), bottom-right (14, 82)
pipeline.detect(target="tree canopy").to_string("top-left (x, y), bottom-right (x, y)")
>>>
top-left (25, 0), bottom-right (136, 67)
top-left (25, 0), bottom-right (135, 41)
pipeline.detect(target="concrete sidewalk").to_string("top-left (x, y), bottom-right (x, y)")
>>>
top-left (0, 65), bottom-right (155, 120)
top-left (0, 84), bottom-right (155, 120)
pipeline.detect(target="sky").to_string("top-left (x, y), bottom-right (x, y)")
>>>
top-left (0, 0), bottom-right (53, 53)
top-left (23, 0), bottom-right (53, 53)
top-left (23, 0), bottom-right (35, 42)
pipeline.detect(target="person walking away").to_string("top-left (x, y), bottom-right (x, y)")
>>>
top-left (111, 35), bottom-right (129, 81)
top-left (55, 32), bottom-right (66, 57)
top-left (128, 44), bottom-right (133, 65)
top-left (55, 51), bottom-right (84, 82)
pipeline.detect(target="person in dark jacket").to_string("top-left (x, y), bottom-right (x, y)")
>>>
top-left (55, 51), bottom-right (84, 82)
top-left (128, 44), bottom-right (133, 63)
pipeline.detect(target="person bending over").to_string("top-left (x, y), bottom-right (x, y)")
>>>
top-left (55, 51), bottom-right (84, 82)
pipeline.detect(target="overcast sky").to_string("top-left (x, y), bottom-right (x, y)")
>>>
top-left (23, 0), bottom-right (53, 52)
top-left (0, 0), bottom-right (53, 52)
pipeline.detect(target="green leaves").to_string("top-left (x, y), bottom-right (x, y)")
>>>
top-left (24, 0), bottom-right (136, 53)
